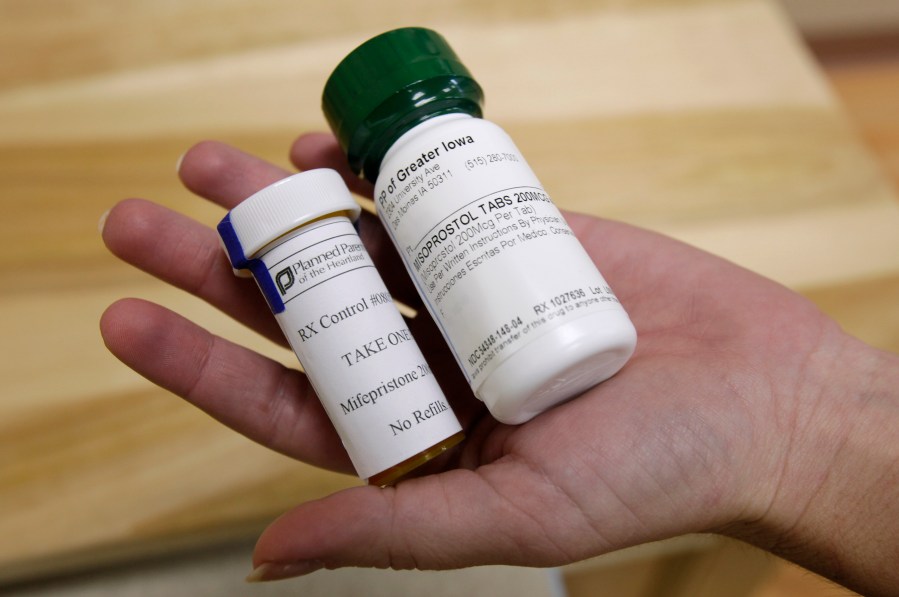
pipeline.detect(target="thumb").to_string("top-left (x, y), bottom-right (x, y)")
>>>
top-left (247, 466), bottom-right (579, 581)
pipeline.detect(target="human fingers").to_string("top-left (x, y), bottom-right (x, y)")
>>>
top-left (100, 297), bottom-right (352, 472)
top-left (248, 406), bottom-right (730, 583)
top-left (289, 132), bottom-right (373, 198)
top-left (101, 198), bottom-right (286, 345)
top-left (180, 138), bottom-right (422, 309)
top-left (248, 465), bottom-right (589, 581)
top-left (178, 140), bottom-right (292, 208)
top-left (560, 210), bottom-right (754, 336)
top-left (245, 354), bottom-right (767, 581)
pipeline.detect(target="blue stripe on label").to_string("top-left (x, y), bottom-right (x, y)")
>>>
top-left (217, 214), bottom-right (286, 314)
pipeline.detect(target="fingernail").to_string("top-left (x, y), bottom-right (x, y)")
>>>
top-left (98, 209), bottom-right (111, 235)
top-left (175, 151), bottom-right (187, 176)
top-left (245, 560), bottom-right (323, 583)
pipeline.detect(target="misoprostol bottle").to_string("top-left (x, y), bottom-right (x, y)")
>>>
top-left (218, 169), bottom-right (463, 486)
top-left (323, 28), bottom-right (637, 424)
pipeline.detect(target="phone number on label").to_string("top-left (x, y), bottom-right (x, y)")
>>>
top-left (463, 153), bottom-right (520, 171)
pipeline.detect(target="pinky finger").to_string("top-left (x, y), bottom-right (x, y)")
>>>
top-left (100, 297), bottom-right (353, 474)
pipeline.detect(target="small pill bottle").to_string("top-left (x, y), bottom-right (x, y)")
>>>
top-left (323, 28), bottom-right (637, 424)
top-left (217, 169), bottom-right (463, 486)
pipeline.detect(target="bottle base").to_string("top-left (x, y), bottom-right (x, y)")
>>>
top-left (475, 309), bottom-right (636, 425)
top-left (366, 430), bottom-right (466, 487)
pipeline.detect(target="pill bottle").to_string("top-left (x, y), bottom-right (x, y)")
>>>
top-left (323, 28), bottom-right (637, 424)
top-left (217, 169), bottom-right (463, 486)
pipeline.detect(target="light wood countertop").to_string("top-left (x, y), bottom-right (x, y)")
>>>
top-left (2, 0), bottom-right (897, 585)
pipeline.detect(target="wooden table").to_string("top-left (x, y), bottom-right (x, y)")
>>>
top-left (2, 0), bottom-right (898, 586)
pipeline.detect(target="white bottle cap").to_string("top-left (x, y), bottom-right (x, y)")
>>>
top-left (220, 168), bottom-right (361, 260)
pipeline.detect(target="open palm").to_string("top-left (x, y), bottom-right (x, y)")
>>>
top-left (101, 135), bottom-right (850, 581)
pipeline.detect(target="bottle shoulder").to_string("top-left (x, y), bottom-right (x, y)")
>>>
top-left (379, 115), bottom-right (507, 170)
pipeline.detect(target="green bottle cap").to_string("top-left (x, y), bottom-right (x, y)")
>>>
top-left (323, 27), bottom-right (484, 182)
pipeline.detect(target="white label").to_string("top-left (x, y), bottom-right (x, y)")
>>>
top-left (257, 217), bottom-right (462, 480)
top-left (375, 116), bottom-right (627, 387)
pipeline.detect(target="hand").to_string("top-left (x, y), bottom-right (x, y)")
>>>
top-left (100, 137), bottom-right (899, 594)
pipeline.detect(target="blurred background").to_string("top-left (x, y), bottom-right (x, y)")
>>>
top-left (2, 0), bottom-right (898, 595)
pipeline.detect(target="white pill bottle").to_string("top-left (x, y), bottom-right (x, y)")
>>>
top-left (323, 28), bottom-right (637, 424)
top-left (218, 170), bottom-right (463, 486)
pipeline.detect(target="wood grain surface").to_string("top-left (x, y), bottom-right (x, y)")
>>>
top-left (2, 0), bottom-right (897, 585)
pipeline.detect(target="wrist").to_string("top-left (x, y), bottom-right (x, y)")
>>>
top-left (728, 330), bottom-right (899, 595)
